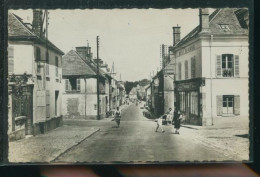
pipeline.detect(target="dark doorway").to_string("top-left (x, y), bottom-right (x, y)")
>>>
top-left (55, 91), bottom-right (59, 116)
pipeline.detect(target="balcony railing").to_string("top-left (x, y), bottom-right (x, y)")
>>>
top-left (222, 68), bottom-right (233, 77)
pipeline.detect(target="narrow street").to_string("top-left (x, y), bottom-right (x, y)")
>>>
top-left (54, 102), bottom-right (232, 163)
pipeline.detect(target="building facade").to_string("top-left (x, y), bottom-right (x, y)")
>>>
top-left (8, 10), bottom-right (64, 140)
top-left (170, 8), bottom-right (249, 125)
top-left (62, 49), bottom-right (110, 119)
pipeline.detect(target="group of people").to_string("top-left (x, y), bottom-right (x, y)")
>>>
top-left (155, 108), bottom-right (183, 134)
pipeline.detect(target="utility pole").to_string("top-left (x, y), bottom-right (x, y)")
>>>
top-left (96, 36), bottom-right (100, 120)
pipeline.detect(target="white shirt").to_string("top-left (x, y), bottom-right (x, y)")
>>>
top-left (157, 117), bottom-right (163, 126)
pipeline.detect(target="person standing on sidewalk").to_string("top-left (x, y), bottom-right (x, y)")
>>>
top-left (174, 110), bottom-right (182, 134)
top-left (155, 116), bottom-right (165, 133)
top-left (115, 107), bottom-right (121, 128)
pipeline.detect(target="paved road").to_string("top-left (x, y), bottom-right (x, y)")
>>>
top-left (55, 103), bottom-right (232, 163)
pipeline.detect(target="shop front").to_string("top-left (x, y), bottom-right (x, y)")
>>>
top-left (175, 78), bottom-right (205, 125)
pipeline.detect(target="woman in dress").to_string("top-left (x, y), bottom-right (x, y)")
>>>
top-left (174, 110), bottom-right (182, 134)
top-left (115, 107), bottom-right (121, 128)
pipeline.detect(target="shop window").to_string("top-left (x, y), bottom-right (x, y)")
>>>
top-left (190, 91), bottom-right (198, 115)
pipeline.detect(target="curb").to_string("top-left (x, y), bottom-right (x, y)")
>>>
top-left (50, 128), bottom-right (100, 162)
top-left (181, 125), bottom-right (199, 130)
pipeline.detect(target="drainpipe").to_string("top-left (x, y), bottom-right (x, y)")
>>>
top-left (210, 34), bottom-right (214, 125)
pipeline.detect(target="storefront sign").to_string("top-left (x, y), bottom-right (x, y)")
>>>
top-left (176, 82), bottom-right (199, 91)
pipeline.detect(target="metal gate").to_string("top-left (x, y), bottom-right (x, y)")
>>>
top-left (12, 85), bottom-right (33, 135)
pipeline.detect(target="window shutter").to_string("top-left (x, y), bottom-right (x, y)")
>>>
top-left (216, 55), bottom-right (222, 77)
top-left (46, 90), bottom-right (50, 118)
top-left (191, 57), bottom-right (196, 78)
top-left (216, 95), bottom-right (223, 116)
top-left (36, 91), bottom-right (46, 122)
top-left (234, 55), bottom-right (239, 77)
top-left (185, 60), bottom-right (188, 79)
top-left (234, 95), bottom-right (240, 115)
top-left (77, 79), bottom-right (81, 91)
top-left (65, 79), bottom-right (69, 91)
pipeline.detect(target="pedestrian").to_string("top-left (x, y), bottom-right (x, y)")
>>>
top-left (155, 116), bottom-right (165, 133)
top-left (174, 110), bottom-right (183, 134)
top-left (114, 107), bottom-right (121, 128)
top-left (166, 108), bottom-right (173, 125)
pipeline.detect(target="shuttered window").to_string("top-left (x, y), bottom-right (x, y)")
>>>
top-left (55, 56), bottom-right (59, 77)
top-left (46, 52), bottom-right (49, 76)
top-left (234, 55), bottom-right (239, 77)
top-left (191, 57), bottom-right (196, 78)
top-left (77, 79), bottom-right (81, 91)
top-left (185, 60), bottom-right (188, 79)
top-left (178, 63), bottom-right (182, 80)
top-left (8, 46), bottom-right (14, 73)
top-left (65, 79), bottom-right (69, 91)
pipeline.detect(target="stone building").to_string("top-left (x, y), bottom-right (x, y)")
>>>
top-left (8, 10), bottom-right (64, 140)
top-left (62, 47), bottom-right (110, 119)
top-left (170, 8), bottom-right (249, 125)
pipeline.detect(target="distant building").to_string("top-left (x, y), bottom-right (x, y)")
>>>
top-left (62, 47), bottom-right (110, 119)
top-left (8, 10), bottom-right (64, 140)
top-left (170, 8), bottom-right (249, 125)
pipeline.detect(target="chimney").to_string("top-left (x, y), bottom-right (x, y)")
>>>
top-left (76, 46), bottom-right (92, 61)
top-left (199, 8), bottom-right (210, 33)
top-left (32, 9), bottom-right (43, 37)
top-left (172, 25), bottom-right (181, 46)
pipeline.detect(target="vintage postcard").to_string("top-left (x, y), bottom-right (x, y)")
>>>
top-left (6, 8), bottom-right (251, 163)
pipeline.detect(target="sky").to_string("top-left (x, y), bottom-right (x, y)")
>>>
top-left (9, 9), bottom-right (214, 81)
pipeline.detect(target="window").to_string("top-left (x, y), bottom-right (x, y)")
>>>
top-left (178, 63), bottom-right (182, 80)
top-left (185, 60), bottom-right (188, 79)
top-left (36, 47), bottom-right (41, 73)
top-left (190, 91), bottom-right (198, 115)
top-left (216, 54), bottom-right (239, 77)
top-left (36, 47), bottom-right (41, 61)
top-left (191, 57), bottom-right (196, 78)
top-left (219, 24), bottom-right (230, 32)
top-left (55, 56), bottom-right (59, 77)
top-left (65, 78), bottom-right (81, 92)
top-left (8, 46), bottom-right (14, 73)
top-left (222, 95), bottom-right (234, 115)
top-left (216, 95), bottom-right (240, 116)
top-left (222, 54), bottom-right (233, 77)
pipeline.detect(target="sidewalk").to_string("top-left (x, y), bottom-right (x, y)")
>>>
top-left (9, 125), bottom-right (99, 163)
top-left (180, 116), bottom-right (250, 161)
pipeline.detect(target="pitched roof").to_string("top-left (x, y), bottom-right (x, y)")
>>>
top-left (62, 50), bottom-right (96, 77)
top-left (8, 12), bottom-right (64, 55)
top-left (174, 8), bottom-right (248, 49)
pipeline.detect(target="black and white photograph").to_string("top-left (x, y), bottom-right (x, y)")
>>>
top-left (6, 8), bottom-right (250, 163)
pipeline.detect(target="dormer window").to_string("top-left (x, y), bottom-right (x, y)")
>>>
top-left (219, 24), bottom-right (230, 32)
